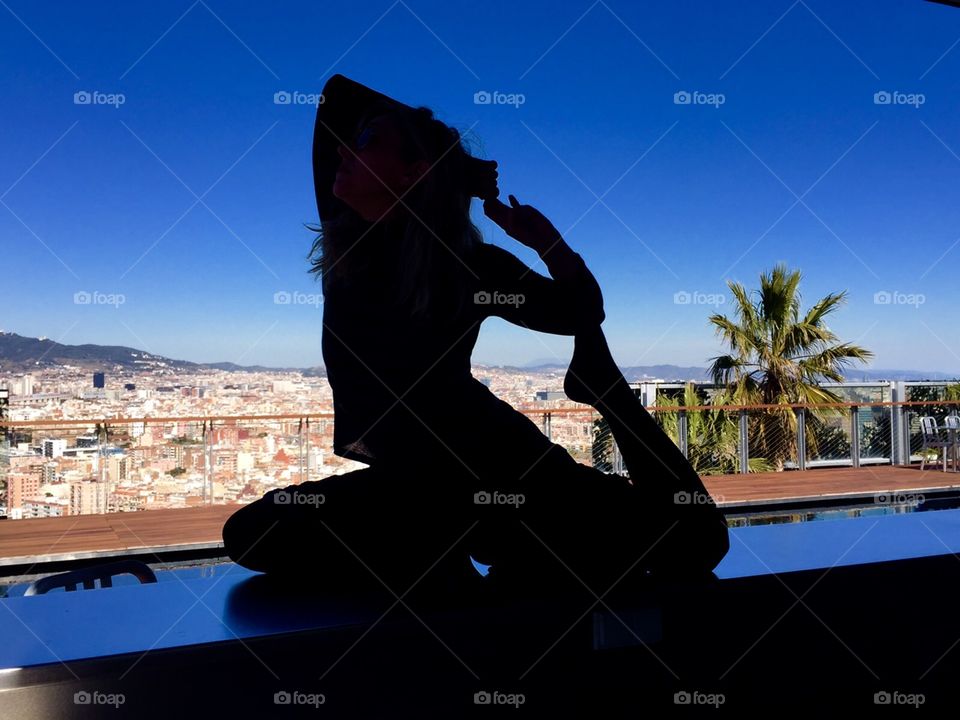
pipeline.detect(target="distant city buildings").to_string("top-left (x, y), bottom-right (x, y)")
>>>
top-left (9, 374), bottom-right (34, 396)
top-left (70, 480), bottom-right (110, 515)
top-left (535, 391), bottom-right (566, 402)
top-left (42, 438), bottom-right (66, 458)
top-left (0, 365), bottom-right (586, 520)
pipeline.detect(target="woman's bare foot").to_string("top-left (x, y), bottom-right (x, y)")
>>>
top-left (563, 324), bottom-right (627, 406)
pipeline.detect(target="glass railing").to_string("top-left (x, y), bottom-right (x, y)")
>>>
top-left (1, 396), bottom-right (957, 513)
top-left (1, 385), bottom-right (959, 566)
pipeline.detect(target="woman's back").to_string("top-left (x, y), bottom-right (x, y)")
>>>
top-left (321, 235), bottom-right (597, 471)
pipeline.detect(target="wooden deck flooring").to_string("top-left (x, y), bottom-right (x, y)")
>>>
top-left (703, 463), bottom-right (960, 506)
top-left (2, 464), bottom-right (959, 567)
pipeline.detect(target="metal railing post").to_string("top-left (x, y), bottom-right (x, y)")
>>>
top-left (850, 405), bottom-right (860, 469)
top-left (612, 439), bottom-right (624, 475)
top-left (202, 420), bottom-right (209, 504)
top-left (542, 412), bottom-right (552, 441)
top-left (739, 409), bottom-right (749, 474)
top-left (795, 407), bottom-right (806, 471)
top-left (678, 409), bottom-right (689, 459)
top-left (891, 382), bottom-right (905, 465)
top-left (298, 418), bottom-right (305, 484)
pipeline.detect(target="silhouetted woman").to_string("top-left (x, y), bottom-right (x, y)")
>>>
top-left (222, 75), bottom-right (729, 596)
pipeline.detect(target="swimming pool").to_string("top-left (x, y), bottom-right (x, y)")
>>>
top-left (724, 491), bottom-right (960, 527)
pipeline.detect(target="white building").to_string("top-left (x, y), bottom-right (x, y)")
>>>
top-left (70, 480), bottom-right (111, 515)
top-left (42, 438), bottom-right (67, 458)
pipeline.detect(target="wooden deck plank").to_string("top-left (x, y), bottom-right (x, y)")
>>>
top-left (703, 464), bottom-right (960, 504)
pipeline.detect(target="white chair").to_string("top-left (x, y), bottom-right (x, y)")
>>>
top-left (920, 416), bottom-right (954, 472)
top-left (944, 415), bottom-right (960, 470)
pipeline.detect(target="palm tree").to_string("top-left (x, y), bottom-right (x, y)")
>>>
top-left (655, 382), bottom-right (773, 475)
top-left (707, 263), bottom-right (873, 471)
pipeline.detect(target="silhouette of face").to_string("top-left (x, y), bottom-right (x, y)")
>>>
top-left (333, 115), bottom-right (429, 223)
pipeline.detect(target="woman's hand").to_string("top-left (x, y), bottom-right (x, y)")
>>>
top-left (483, 194), bottom-right (562, 255)
top-left (467, 158), bottom-right (500, 201)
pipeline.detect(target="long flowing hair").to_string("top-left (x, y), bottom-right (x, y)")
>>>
top-left (306, 105), bottom-right (484, 325)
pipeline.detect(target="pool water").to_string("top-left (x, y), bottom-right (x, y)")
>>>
top-left (725, 492), bottom-right (960, 527)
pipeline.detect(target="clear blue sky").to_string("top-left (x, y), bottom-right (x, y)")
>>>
top-left (2, 0), bottom-right (959, 372)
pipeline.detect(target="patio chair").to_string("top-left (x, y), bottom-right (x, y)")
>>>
top-left (944, 415), bottom-right (960, 469)
top-left (920, 416), bottom-right (954, 472)
top-left (24, 559), bottom-right (158, 596)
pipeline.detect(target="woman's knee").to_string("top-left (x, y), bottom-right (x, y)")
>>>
top-left (222, 502), bottom-right (264, 569)
top-left (221, 485), bottom-right (321, 570)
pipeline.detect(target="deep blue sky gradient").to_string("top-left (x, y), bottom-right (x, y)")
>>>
top-left (2, 0), bottom-right (960, 372)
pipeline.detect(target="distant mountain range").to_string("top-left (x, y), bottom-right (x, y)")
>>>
top-left (1, 332), bottom-right (957, 383)
top-left (511, 361), bottom-right (960, 383)
top-left (0, 331), bottom-right (315, 376)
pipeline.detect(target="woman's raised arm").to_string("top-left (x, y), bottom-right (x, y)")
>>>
top-left (474, 238), bottom-right (605, 335)
top-left (477, 194), bottom-right (604, 334)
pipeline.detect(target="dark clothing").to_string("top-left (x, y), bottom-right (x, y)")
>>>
top-left (221, 456), bottom-right (714, 597)
top-left (226, 237), bottom-right (730, 588)
top-left (220, 75), bottom-right (729, 593)
top-left (225, 235), bottom-right (729, 588)
top-left (321, 232), bottom-right (604, 470)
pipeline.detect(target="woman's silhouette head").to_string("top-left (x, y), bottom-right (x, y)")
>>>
top-left (333, 110), bottom-right (429, 222)
top-left (311, 104), bottom-right (484, 321)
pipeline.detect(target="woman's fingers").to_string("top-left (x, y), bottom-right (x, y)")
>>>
top-left (467, 158), bottom-right (500, 199)
top-left (482, 196), bottom-right (510, 226)
top-left (484, 196), bottom-right (509, 218)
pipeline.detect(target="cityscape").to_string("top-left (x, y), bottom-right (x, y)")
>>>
top-left (0, 358), bottom-right (600, 520)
